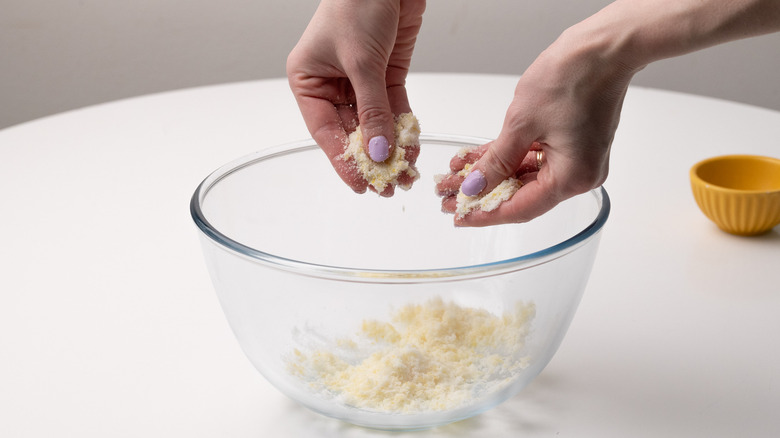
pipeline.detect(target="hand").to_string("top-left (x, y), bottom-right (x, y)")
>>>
top-left (287, 0), bottom-right (425, 196)
top-left (439, 27), bottom-right (638, 226)
top-left (435, 143), bottom-right (545, 213)
top-left (445, 0), bottom-right (780, 226)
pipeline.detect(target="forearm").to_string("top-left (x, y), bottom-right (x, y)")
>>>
top-left (559, 0), bottom-right (780, 72)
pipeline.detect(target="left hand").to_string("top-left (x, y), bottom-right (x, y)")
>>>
top-left (287, 0), bottom-right (426, 196)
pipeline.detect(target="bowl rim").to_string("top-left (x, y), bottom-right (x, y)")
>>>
top-left (690, 154), bottom-right (780, 195)
top-left (190, 134), bottom-right (611, 282)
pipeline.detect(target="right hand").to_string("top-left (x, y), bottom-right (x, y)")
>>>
top-left (444, 0), bottom-right (780, 226)
top-left (438, 28), bottom-right (638, 226)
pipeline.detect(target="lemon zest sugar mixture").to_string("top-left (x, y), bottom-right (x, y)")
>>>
top-left (288, 297), bottom-right (535, 413)
top-left (455, 177), bottom-right (523, 218)
top-left (340, 112), bottom-right (421, 193)
top-left (438, 146), bottom-right (524, 218)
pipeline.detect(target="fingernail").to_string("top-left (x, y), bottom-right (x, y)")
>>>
top-left (368, 136), bottom-right (390, 162)
top-left (461, 170), bottom-right (486, 196)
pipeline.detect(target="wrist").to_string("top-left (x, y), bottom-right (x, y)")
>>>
top-left (559, 0), bottom-right (780, 73)
top-left (533, 19), bottom-right (642, 98)
top-left (553, 9), bottom-right (649, 78)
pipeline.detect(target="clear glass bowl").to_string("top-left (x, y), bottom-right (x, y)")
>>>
top-left (190, 134), bottom-right (610, 430)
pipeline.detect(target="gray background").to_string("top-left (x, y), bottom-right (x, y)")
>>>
top-left (3, 0), bottom-right (779, 130)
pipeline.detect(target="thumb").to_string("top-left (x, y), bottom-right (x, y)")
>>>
top-left (352, 73), bottom-right (396, 163)
top-left (460, 131), bottom-right (534, 197)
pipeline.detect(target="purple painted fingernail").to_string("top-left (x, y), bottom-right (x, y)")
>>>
top-left (368, 136), bottom-right (390, 162)
top-left (461, 170), bottom-right (486, 196)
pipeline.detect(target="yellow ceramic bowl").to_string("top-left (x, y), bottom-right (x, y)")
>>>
top-left (690, 155), bottom-right (780, 236)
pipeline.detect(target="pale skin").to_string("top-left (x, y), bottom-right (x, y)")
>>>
top-left (286, 0), bottom-right (425, 197)
top-left (287, 0), bottom-right (780, 225)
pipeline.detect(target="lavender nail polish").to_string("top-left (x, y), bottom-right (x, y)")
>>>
top-left (461, 170), bottom-right (486, 196)
top-left (368, 136), bottom-right (390, 162)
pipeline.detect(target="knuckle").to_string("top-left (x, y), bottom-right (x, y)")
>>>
top-left (357, 105), bottom-right (394, 130)
top-left (482, 146), bottom-right (523, 180)
top-left (343, 48), bottom-right (386, 76)
top-left (561, 165), bottom-right (608, 198)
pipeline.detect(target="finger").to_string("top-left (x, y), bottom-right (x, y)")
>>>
top-left (396, 168), bottom-right (420, 191)
top-left (336, 103), bottom-right (359, 134)
top-left (460, 133), bottom-right (536, 198)
top-left (450, 143), bottom-right (488, 172)
top-left (295, 93), bottom-right (368, 194)
top-left (401, 143), bottom-right (420, 164)
top-left (387, 84), bottom-right (421, 192)
top-left (454, 177), bottom-right (562, 227)
top-left (439, 148), bottom-right (543, 201)
top-left (451, 142), bottom-right (540, 177)
top-left (352, 72), bottom-right (397, 163)
top-left (519, 170), bottom-right (539, 185)
top-left (434, 173), bottom-right (464, 197)
top-left (516, 148), bottom-right (544, 176)
top-left (439, 143), bottom-right (487, 198)
top-left (386, 82), bottom-right (413, 118)
top-left (441, 194), bottom-right (457, 214)
top-left (371, 183), bottom-right (396, 198)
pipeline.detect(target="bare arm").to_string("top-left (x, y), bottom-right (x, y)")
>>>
top-left (447, 0), bottom-right (780, 226)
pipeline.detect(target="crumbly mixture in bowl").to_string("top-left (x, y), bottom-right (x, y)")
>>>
top-left (287, 297), bottom-right (535, 413)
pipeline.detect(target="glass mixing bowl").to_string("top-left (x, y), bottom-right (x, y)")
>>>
top-left (191, 134), bottom-right (610, 430)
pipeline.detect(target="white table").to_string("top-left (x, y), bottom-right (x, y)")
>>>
top-left (1, 74), bottom-right (778, 437)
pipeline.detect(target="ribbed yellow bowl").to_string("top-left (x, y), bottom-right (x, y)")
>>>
top-left (690, 155), bottom-right (780, 236)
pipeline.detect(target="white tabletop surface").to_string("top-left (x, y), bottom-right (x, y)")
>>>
top-left (1, 73), bottom-right (778, 437)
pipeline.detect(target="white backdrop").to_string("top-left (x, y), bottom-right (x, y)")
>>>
top-left (2, 0), bottom-right (780, 130)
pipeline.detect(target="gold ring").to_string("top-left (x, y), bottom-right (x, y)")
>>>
top-left (536, 150), bottom-right (544, 170)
